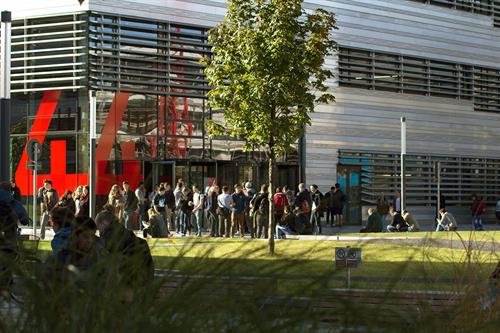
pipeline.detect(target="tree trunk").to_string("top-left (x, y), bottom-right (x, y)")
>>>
top-left (268, 156), bottom-right (275, 255)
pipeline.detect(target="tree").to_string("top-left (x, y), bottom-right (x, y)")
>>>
top-left (203, 0), bottom-right (337, 254)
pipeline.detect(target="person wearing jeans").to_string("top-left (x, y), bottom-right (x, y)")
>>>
top-left (206, 185), bottom-right (219, 237)
top-left (192, 185), bottom-right (205, 237)
top-left (122, 181), bottom-right (138, 230)
top-left (178, 187), bottom-right (192, 236)
top-left (231, 184), bottom-right (246, 238)
top-left (38, 180), bottom-right (59, 240)
top-left (217, 186), bottom-right (232, 238)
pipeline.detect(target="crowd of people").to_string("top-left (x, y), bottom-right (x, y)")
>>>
top-left (33, 179), bottom-right (348, 240)
top-left (99, 180), bottom-right (349, 239)
top-left (1, 177), bottom-right (499, 245)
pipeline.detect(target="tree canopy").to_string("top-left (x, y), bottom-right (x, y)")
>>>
top-left (204, 0), bottom-right (337, 159)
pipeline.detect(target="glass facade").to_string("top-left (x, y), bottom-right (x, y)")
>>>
top-left (9, 12), bottom-right (300, 205)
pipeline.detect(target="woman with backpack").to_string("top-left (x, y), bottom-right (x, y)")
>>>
top-left (273, 187), bottom-right (288, 222)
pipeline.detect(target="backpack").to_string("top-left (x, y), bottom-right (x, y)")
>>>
top-left (477, 201), bottom-right (487, 215)
top-left (274, 193), bottom-right (287, 212)
top-left (317, 192), bottom-right (327, 212)
top-left (258, 194), bottom-right (269, 214)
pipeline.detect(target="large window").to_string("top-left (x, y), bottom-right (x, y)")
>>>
top-left (339, 150), bottom-right (500, 206)
top-left (338, 46), bottom-right (500, 113)
top-left (88, 12), bottom-right (210, 98)
top-left (410, 0), bottom-right (500, 27)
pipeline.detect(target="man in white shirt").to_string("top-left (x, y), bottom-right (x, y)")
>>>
top-left (217, 186), bottom-right (233, 237)
top-left (135, 182), bottom-right (146, 230)
top-left (192, 185), bottom-right (205, 237)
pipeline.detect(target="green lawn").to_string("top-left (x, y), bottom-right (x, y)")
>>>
top-left (36, 236), bottom-right (499, 292)
top-left (342, 230), bottom-right (500, 243)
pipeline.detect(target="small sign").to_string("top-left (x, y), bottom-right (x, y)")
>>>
top-left (26, 161), bottom-right (41, 170)
top-left (26, 138), bottom-right (42, 161)
top-left (335, 247), bottom-right (361, 269)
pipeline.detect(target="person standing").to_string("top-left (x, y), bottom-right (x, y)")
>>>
top-left (173, 181), bottom-right (184, 233)
top-left (393, 191), bottom-right (401, 213)
top-left (331, 183), bottom-right (346, 227)
top-left (192, 185), bottom-right (205, 237)
top-left (153, 186), bottom-right (168, 224)
top-left (164, 184), bottom-right (175, 231)
top-left (135, 182), bottom-right (147, 230)
top-left (253, 185), bottom-right (270, 239)
top-left (178, 187), bottom-right (193, 237)
top-left (244, 182), bottom-right (256, 237)
top-left (309, 185), bottom-right (324, 235)
top-left (38, 180), bottom-right (59, 240)
top-left (10, 179), bottom-right (21, 202)
top-left (324, 186), bottom-right (335, 226)
top-left (231, 184), bottom-right (246, 238)
top-left (56, 190), bottom-right (76, 216)
top-left (206, 185), bottom-right (219, 237)
top-left (376, 192), bottom-right (390, 225)
top-left (282, 185), bottom-right (295, 207)
top-left (471, 194), bottom-right (486, 231)
top-left (217, 186), bottom-right (232, 238)
top-left (76, 185), bottom-right (90, 219)
top-left (273, 187), bottom-right (288, 222)
top-left (122, 181), bottom-right (139, 230)
top-left (107, 184), bottom-right (124, 222)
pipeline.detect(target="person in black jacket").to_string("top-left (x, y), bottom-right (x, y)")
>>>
top-left (10, 179), bottom-right (21, 202)
top-left (252, 185), bottom-right (269, 239)
top-left (95, 210), bottom-right (154, 287)
top-left (122, 181), bottom-right (138, 230)
top-left (309, 185), bottom-right (324, 235)
top-left (56, 190), bottom-right (77, 216)
top-left (387, 207), bottom-right (408, 232)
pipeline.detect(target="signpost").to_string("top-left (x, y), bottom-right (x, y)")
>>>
top-left (26, 139), bottom-right (41, 237)
top-left (335, 246), bottom-right (361, 289)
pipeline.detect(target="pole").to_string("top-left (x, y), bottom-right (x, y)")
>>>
top-left (33, 143), bottom-right (38, 237)
top-left (0, 11), bottom-right (12, 182)
top-left (437, 161), bottom-right (441, 218)
top-left (400, 117), bottom-right (406, 212)
top-left (89, 91), bottom-right (97, 218)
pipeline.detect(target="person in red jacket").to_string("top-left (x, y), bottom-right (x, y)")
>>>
top-left (471, 194), bottom-right (486, 231)
top-left (273, 187), bottom-right (288, 222)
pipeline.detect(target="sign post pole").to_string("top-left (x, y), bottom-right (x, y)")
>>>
top-left (335, 246), bottom-right (361, 290)
top-left (33, 142), bottom-right (38, 237)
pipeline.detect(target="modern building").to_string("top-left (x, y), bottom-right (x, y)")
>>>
top-left (4, 0), bottom-right (500, 223)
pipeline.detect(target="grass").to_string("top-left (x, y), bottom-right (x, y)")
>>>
top-left (8, 235), bottom-right (500, 332)
top-left (34, 235), bottom-right (498, 293)
top-left (342, 230), bottom-right (500, 242)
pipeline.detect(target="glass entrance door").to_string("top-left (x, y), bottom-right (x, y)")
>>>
top-left (337, 165), bottom-right (362, 225)
top-left (153, 161), bottom-right (175, 187)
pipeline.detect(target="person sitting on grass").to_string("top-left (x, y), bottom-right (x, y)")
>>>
top-left (95, 210), bottom-right (154, 286)
top-left (436, 208), bottom-right (457, 232)
top-left (275, 206), bottom-right (296, 239)
top-left (402, 209), bottom-right (420, 232)
top-left (59, 216), bottom-right (104, 273)
top-left (387, 206), bottom-right (408, 232)
top-left (50, 206), bottom-right (75, 255)
top-left (360, 208), bottom-right (382, 233)
top-left (142, 208), bottom-right (168, 238)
